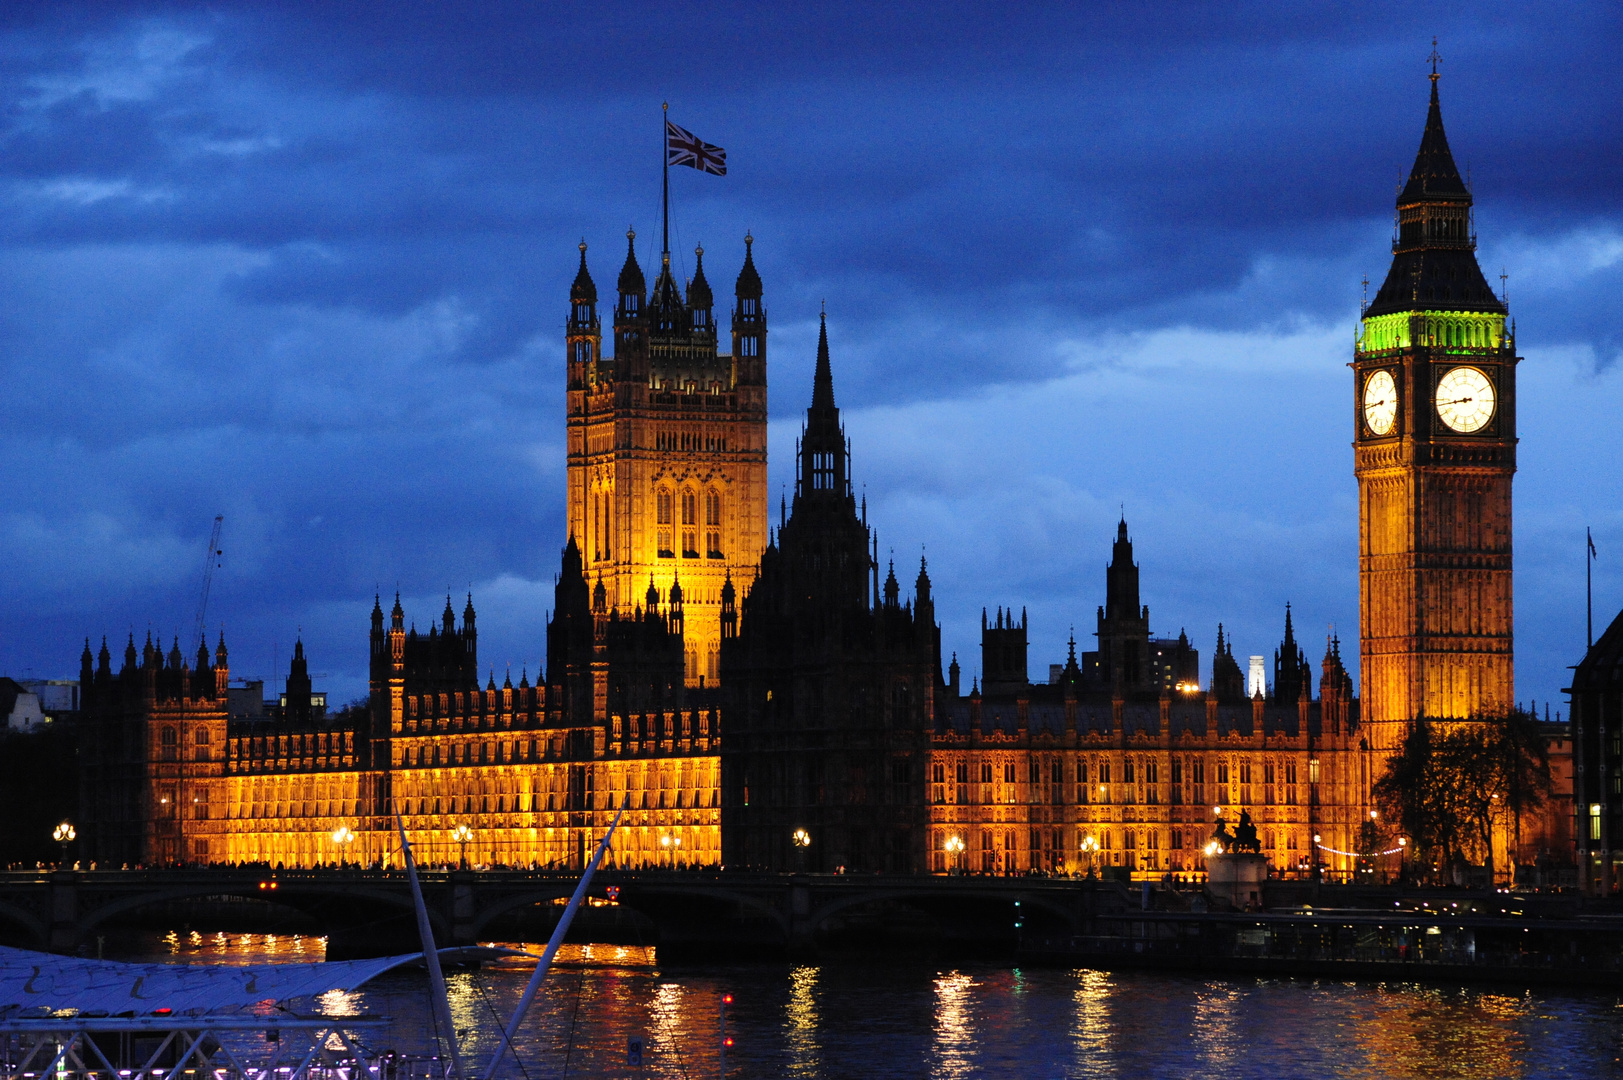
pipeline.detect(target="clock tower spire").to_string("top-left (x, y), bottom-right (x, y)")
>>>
top-left (1354, 61), bottom-right (1518, 749)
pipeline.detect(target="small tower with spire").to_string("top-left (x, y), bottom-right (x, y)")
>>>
top-left (568, 239), bottom-right (600, 390)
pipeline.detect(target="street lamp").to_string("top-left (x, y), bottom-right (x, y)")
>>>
top-left (452, 824), bottom-right (474, 870)
top-left (1398, 836), bottom-right (1408, 886)
top-left (1079, 835), bottom-right (1099, 878)
top-left (53, 822), bottom-right (75, 867)
top-left (331, 825), bottom-right (356, 867)
top-left (944, 834), bottom-right (966, 875)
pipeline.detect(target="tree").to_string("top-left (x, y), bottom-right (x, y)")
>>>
top-left (1373, 713), bottom-right (1554, 886)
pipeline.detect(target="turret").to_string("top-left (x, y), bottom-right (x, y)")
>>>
top-left (688, 244), bottom-right (714, 336)
top-left (731, 233), bottom-right (766, 386)
top-left (1105, 518), bottom-right (1140, 621)
top-left (568, 240), bottom-right (601, 389)
top-left (214, 630), bottom-right (229, 699)
top-left (614, 228), bottom-right (647, 381)
top-left (914, 555), bottom-right (935, 623)
top-left (193, 636), bottom-right (212, 699)
top-left (669, 574), bottom-right (685, 637)
top-left (720, 569), bottom-right (737, 640)
top-left (797, 312), bottom-right (849, 499)
top-left (1273, 603), bottom-right (1312, 705)
top-left (285, 637), bottom-right (313, 725)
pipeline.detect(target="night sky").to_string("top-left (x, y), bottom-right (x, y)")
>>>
top-left (2, 3), bottom-right (1619, 712)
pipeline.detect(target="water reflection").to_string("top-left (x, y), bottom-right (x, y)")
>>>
top-left (1070, 969), bottom-right (1114, 1076)
top-left (931, 970), bottom-right (977, 1078)
top-left (1192, 981), bottom-right (1242, 1073)
top-left (99, 930), bottom-right (1623, 1078)
top-left (118, 929), bottom-right (329, 964)
top-left (784, 964), bottom-right (821, 1077)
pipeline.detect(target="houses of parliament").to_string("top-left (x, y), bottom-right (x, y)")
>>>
top-left (74, 71), bottom-right (1539, 880)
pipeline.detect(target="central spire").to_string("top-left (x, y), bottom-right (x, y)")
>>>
top-left (798, 309), bottom-right (848, 500)
top-left (812, 307), bottom-right (835, 412)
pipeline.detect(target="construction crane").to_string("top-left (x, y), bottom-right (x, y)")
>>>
top-left (194, 515), bottom-right (224, 645)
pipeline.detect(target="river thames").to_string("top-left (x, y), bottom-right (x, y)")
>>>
top-left (103, 930), bottom-right (1623, 1078)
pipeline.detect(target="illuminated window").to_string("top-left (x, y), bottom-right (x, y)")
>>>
top-left (705, 489), bottom-right (723, 558)
top-left (681, 490), bottom-right (698, 557)
top-left (656, 488), bottom-right (674, 558)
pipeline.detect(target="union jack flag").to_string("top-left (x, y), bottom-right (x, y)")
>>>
top-left (666, 120), bottom-right (726, 176)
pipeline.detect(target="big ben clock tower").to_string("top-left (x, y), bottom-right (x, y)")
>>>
top-left (1355, 64), bottom-right (1518, 750)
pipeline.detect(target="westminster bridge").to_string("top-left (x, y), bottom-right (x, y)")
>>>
top-left (0, 869), bottom-right (1134, 958)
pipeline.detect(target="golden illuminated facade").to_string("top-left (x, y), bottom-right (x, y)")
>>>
top-left (922, 526), bottom-right (1367, 882)
top-left (77, 592), bottom-right (721, 870)
top-left (567, 233), bottom-right (769, 688)
top-left (927, 670), bottom-right (1365, 880)
top-left (1355, 72), bottom-right (1517, 748)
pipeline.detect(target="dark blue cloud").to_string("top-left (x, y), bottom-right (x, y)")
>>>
top-left (0, 1), bottom-right (1618, 711)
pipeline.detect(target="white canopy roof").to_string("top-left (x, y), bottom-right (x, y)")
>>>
top-left (0, 945), bottom-right (431, 1016)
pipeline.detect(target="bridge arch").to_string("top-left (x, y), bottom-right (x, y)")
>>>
top-left (0, 897), bottom-right (49, 949)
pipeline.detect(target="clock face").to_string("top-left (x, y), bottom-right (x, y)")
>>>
top-left (1435, 366), bottom-right (1496, 433)
top-left (1363, 370), bottom-right (1397, 436)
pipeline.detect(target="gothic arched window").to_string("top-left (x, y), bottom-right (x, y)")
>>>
top-left (656, 487), bottom-right (674, 558)
top-left (705, 489), bottom-right (722, 558)
top-left (681, 490), bottom-right (698, 558)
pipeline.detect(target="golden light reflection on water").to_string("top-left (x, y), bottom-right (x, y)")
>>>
top-left (1193, 981), bottom-right (1242, 1073)
top-left (1336, 983), bottom-right (1534, 1080)
top-left (1070, 968), bottom-right (1113, 1074)
top-left (931, 970), bottom-right (977, 1079)
top-left (784, 964), bottom-right (821, 1077)
top-left (137, 929), bottom-right (329, 964)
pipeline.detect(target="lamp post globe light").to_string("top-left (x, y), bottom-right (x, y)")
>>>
top-left (944, 834), bottom-right (966, 875)
top-left (1078, 835), bottom-right (1099, 879)
top-left (53, 822), bottom-right (75, 867)
top-left (451, 824), bottom-right (474, 870)
top-left (330, 825), bottom-right (356, 866)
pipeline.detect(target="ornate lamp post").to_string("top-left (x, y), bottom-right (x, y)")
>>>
top-left (52, 822), bottom-right (75, 868)
top-left (330, 825), bottom-right (356, 867)
top-left (944, 834), bottom-right (966, 875)
top-left (1079, 835), bottom-right (1099, 879)
top-left (452, 824), bottom-right (474, 870)
top-left (791, 828), bottom-right (811, 871)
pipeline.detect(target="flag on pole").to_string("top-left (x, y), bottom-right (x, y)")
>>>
top-left (666, 120), bottom-right (727, 175)
top-left (1590, 529), bottom-right (1598, 558)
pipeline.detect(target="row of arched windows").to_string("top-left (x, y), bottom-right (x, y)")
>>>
top-left (656, 485), bottom-right (723, 559)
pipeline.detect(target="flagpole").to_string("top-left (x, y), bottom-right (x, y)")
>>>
top-left (662, 101), bottom-right (670, 259)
